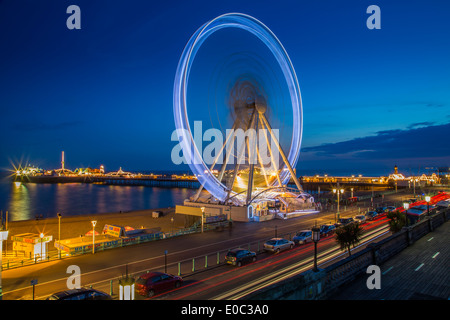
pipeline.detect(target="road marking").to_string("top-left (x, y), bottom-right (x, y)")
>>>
top-left (432, 252), bottom-right (440, 259)
top-left (427, 237), bottom-right (434, 241)
top-left (415, 263), bottom-right (424, 271)
top-left (382, 266), bottom-right (393, 275)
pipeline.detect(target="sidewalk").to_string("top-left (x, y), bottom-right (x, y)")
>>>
top-left (330, 220), bottom-right (449, 300)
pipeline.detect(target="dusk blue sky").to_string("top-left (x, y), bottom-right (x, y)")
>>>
top-left (1, 0), bottom-right (449, 177)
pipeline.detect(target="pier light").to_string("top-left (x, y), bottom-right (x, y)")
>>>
top-left (425, 196), bottom-right (431, 216)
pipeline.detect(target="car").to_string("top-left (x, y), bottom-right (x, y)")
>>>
top-left (335, 217), bottom-right (355, 227)
top-left (365, 211), bottom-right (378, 221)
top-left (385, 206), bottom-right (396, 212)
top-left (293, 230), bottom-right (312, 245)
top-left (136, 272), bottom-right (183, 298)
top-left (353, 215), bottom-right (367, 224)
top-left (375, 207), bottom-right (387, 214)
top-left (225, 248), bottom-right (257, 267)
top-left (263, 238), bottom-right (294, 253)
top-left (46, 288), bottom-right (112, 300)
top-left (319, 224), bottom-right (336, 237)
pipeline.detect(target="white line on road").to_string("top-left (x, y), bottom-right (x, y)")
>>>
top-left (382, 266), bottom-right (393, 275)
top-left (432, 252), bottom-right (440, 259)
top-left (415, 263), bottom-right (424, 271)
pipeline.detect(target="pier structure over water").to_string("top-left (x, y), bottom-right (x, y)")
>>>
top-left (11, 163), bottom-right (441, 193)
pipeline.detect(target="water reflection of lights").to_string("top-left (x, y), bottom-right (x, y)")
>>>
top-left (10, 182), bottom-right (32, 221)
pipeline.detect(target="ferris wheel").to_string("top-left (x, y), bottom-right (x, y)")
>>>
top-left (173, 13), bottom-right (304, 206)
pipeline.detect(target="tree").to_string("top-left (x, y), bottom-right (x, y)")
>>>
top-left (335, 222), bottom-right (364, 257)
top-left (386, 210), bottom-right (407, 233)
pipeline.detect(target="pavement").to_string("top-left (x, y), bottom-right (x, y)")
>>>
top-left (330, 219), bottom-right (449, 300)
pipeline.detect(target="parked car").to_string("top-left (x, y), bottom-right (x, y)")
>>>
top-left (353, 215), bottom-right (367, 224)
top-left (136, 272), bottom-right (183, 298)
top-left (319, 224), bottom-right (336, 237)
top-left (293, 230), bottom-right (312, 245)
top-left (335, 217), bottom-right (355, 227)
top-left (263, 238), bottom-right (294, 253)
top-left (375, 207), bottom-right (387, 214)
top-left (225, 248), bottom-right (257, 267)
top-left (365, 211), bottom-right (378, 221)
top-left (386, 206), bottom-right (397, 212)
top-left (46, 288), bottom-right (112, 300)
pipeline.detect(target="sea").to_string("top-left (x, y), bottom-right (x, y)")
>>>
top-left (0, 166), bottom-right (415, 223)
top-left (0, 172), bottom-right (195, 222)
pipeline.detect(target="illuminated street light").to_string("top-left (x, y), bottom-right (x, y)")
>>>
top-left (200, 207), bottom-right (205, 233)
top-left (311, 226), bottom-right (320, 272)
top-left (91, 220), bottom-right (97, 254)
top-left (119, 265), bottom-right (135, 300)
top-left (425, 195), bottom-right (431, 216)
top-left (0, 230), bottom-right (9, 300)
top-left (403, 203), bottom-right (410, 226)
top-left (40, 232), bottom-right (44, 262)
top-left (333, 187), bottom-right (344, 222)
top-left (57, 212), bottom-right (61, 259)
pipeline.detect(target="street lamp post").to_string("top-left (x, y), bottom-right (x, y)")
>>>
top-left (403, 202), bottom-right (409, 227)
top-left (0, 230), bottom-right (9, 300)
top-left (333, 188), bottom-right (344, 222)
top-left (311, 226), bottom-right (320, 272)
top-left (57, 213), bottom-right (61, 258)
top-left (164, 250), bottom-right (168, 273)
top-left (200, 207), bottom-right (205, 233)
top-left (39, 233), bottom-right (44, 261)
top-left (425, 195), bottom-right (431, 216)
top-left (91, 220), bottom-right (97, 254)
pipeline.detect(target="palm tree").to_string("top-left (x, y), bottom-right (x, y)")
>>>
top-left (335, 222), bottom-right (364, 257)
top-left (386, 210), bottom-right (406, 233)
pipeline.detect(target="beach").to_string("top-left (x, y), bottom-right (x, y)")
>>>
top-left (2, 207), bottom-right (186, 252)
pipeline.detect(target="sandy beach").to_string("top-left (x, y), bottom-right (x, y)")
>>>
top-left (3, 207), bottom-right (186, 252)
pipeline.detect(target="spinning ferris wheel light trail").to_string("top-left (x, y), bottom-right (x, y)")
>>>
top-left (173, 13), bottom-right (316, 222)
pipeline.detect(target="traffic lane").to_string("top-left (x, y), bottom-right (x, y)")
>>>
top-left (145, 217), bottom-right (390, 300)
top-left (147, 241), bottom-right (322, 300)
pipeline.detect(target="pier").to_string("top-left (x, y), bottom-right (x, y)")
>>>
top-left (13, 172), bottom-right (396, 194)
